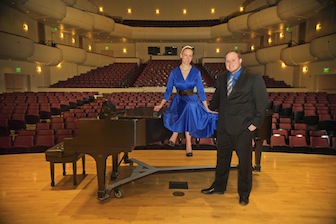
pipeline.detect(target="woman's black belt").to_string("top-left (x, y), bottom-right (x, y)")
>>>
top-left (177, 89), bottom-right (194, 96)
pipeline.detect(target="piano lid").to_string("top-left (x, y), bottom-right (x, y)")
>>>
top-left (63, 118), bottom-right (147, 153)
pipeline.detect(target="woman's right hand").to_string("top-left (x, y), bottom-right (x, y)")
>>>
top-left (153, 105), bottom-right (161, 111)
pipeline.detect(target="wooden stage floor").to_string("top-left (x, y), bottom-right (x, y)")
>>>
top-left (0, 150), bottom-right (335, 224)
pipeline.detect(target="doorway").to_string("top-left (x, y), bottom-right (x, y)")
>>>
top-left (4, 73), bottom-right (31, 92)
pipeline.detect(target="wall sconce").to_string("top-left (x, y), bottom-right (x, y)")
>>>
top-left (127, 8), bottom-right (132, 14)
top-left (155, 9), bottom-right (160, 14)
top-left (211, 8), bottom-right (215, 14)
top-left (99, 7), bottom-right (104, 12)
top-left (281, 62), bottom-right (287, 68)
top-left (60, 33), bottom-right (64, 39)
top-left (315, 23), bottom-right (322, 31)
top-left (71, 37), bottom-right (76, 44)
top-left (123, 48), bottom-right (127, 53)
top-left (36, 66), bottom-right (42, 73)
top-left (23, 23), bottom-right (29, 31)
top-left (250, 45), bottom-right (255, 51)
top-left (216, 48), bottom-right (220, 53)
top-left (279, 32), bottom-right (284, 39)
top-left (182, 9), bottom-right (187, 15)
top-left (57, 63), bottom-right (62, 68)
top-left (268, 37), bottom-right (272, 44)
top-left (239, 6), bottom-right (244, 12)
top-left (302, 66), bottom-right (308, 73)
top-left (88, 45), bottom-right (92, 51)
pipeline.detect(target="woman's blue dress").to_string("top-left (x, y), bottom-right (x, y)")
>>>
top-left (162, 66), bottom-right (217, 138)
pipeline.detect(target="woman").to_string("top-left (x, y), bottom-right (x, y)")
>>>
top-left (154, 45), bottom-right (217, 157)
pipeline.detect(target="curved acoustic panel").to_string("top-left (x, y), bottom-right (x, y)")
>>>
top-left (310, 34), bottom-right (336, 60)
top-left (57, 44), bottom-right (86, 64)
top-left (227, 13), bottom-right (251, 33)
top-left (61, 0), bottom-right (77, 7)
top-left (89, 12), bottom-right (115, 33)
top-left (277, 0), bottom-right (327, 23)
top-left (61, 6), bottom-right (94, 31)
top-left (256, 44), bottom-right (288, 64)
top-left (20, 0), bottom-right (66, 21)
top-left (248, 6), bottom-right (283, 32)
top-left (281, 44), bottom-right (315, 66)
top-left (73, 0), bottom-right (98, 13)
top-left (27, 43), bottom-right (63, 66)
top-left (0, 32), bottom-right (34, 59)
top-left (110, 23), bottom-right (132, 38)
top-left (210, 23), bottom-right (232, 38)
top-left (241, 52), bottom-right (260, 66)
top-left (81, 52), bottom-right (113, 67)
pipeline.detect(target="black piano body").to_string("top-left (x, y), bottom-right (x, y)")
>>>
top-left (63, 107), bottom-right (174, 200)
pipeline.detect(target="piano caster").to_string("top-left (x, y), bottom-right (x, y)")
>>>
top-left (114, 188), bottom-right (124, 199)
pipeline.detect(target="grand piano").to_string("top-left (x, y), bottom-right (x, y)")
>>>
top-left (61, 107), bottom-right (216, 201)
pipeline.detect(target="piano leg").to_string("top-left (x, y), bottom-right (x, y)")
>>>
top-left (92, 153), bottom-right (110, 200)
top-left (111, 154), bottom-right (120, 180)
top-left (253, 138), bottom-right (262, 172)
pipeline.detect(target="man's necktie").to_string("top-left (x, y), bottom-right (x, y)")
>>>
top-left (227, 74), bottom-right (234, 96)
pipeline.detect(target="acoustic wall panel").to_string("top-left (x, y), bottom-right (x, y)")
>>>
top-left (73, 0), bottom-right (98, 13)
top-left (81, 52), bottom-right (113, 67)
top-left (21, 0), bottom-right (66, 21)
top-left (0, 32), bottom-right (34, 59)
top-left (281, 44), bottom-right (315, 65)
top-left (310, 34), bottom-right (336, 60)
top-left (248, 7), bottom-right (283, 32)
top-left (256, 44), bottom-right (288, 64)
top-left (57, 44), bottom-right (86, 64)
top-left (89, 12), bottom-right (115, 33)
top-left (277, 0), bottom-right (327, 24)
top-left (228, 13), bottom-right (251, 33)
top-left (241, 52), bottom-right (260, 67)
top-left (210, 23), bottom-right (232, 38)
top-left (61, 6), bottom-right (94, 32)
top-left (28, 43), bottom-right (63, 66)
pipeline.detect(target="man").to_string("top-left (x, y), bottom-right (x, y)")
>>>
top-left (201, 50), bottom-right (268, 206)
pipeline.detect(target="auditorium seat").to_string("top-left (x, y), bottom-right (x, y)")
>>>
top-left (10, 135), bottom-right (34, 153)
top-left (8, 113), bottom-right (26, 132)
top-left (196, 137), bottom-right (217, 149)
top-left (288, 135), bottom-right (310, 152)
top-left (270, 134), bottom-right (288, 151)
top-left (31, 135), bottom-right (55, 152)
top-left (310, 136), bottom-right (330, 149)
top-left (36, 122), bottom-right (50, 130)
top-left (17, 130), bottom-right (36, 136)
top-left (0, 136), bottom-right (12, 154)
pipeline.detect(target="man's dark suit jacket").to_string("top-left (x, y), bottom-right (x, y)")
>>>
top-left (209, 68), bottom-right (268, 135)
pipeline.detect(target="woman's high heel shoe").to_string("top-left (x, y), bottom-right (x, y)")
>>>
top-left (167, 140), bottom-right (175, 147)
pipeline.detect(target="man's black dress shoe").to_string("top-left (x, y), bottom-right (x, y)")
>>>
top-left (239, 196), bottom-right (249, 206)
top-left (201, 187), bottom-right (224, 195)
